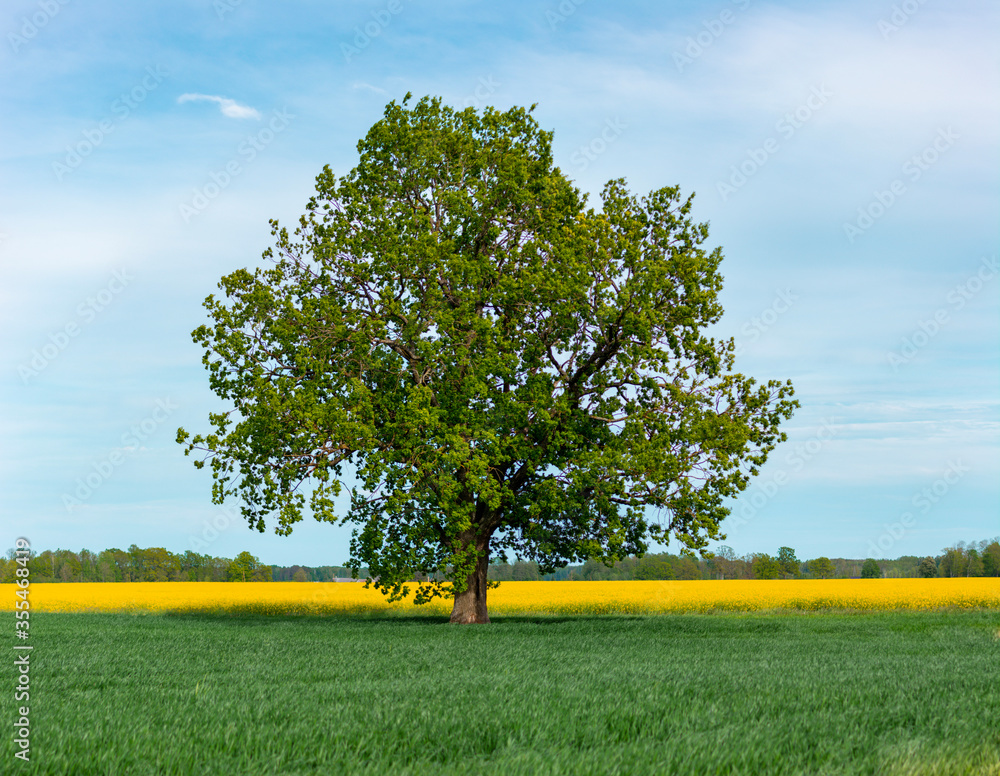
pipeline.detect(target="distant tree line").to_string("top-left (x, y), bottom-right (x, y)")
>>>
top-left (3, 539), bottom-right (997, 583)
top-left (0, 545), bottom-right (275, 583)
top-left (271, 565), bottom-right (362, 582)
top-left (488, 539), bottom-right (1000, 581)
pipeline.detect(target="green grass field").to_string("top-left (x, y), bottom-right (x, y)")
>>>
top-left (3, 612), bottom-right (999, 775)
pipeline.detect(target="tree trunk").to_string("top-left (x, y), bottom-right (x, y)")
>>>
top-left (449, 536), bottom-right (491, 624)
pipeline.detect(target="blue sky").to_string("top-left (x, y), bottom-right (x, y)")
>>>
top-left (2, 0), bottom-right (997, 567)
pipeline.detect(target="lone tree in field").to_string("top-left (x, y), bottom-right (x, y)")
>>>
top-left (177, 95), bottom-right (798, 623)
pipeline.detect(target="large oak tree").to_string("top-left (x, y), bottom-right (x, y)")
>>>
top-left (177, 95), bottom-right (797, 623)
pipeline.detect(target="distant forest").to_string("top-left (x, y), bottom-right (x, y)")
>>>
top-left (4, 539), bottom-right (998, 583)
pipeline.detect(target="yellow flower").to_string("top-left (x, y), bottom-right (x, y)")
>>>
top-left (3, 578), bottom-right (998, 616)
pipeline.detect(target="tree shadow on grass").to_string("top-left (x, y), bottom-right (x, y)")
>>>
top-left (160, 611), bottom-right (653, 628)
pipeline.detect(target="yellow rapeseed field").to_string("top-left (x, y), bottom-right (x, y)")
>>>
top-left (3, 578), bottom-right (999, 616)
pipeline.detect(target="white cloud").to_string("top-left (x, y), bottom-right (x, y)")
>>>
top-left (352, 82), bottom-right (391, 97)
top-left (177, 93), bottom-right (261, 120)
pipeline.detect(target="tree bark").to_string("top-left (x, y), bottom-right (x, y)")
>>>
top-left (449, 535), bottom-right (491, 624)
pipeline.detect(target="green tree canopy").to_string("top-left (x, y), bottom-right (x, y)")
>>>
top-left (807, 556), bottom-right (836, 579)
top-left (635, 554), bottom-right (673, 580)
top-left (860, 558), bottom-right (882, 579)
top-left (916, 557), bottom-right (938, 578)
top-left (982, 541), bottom-right (1000, 577)
top-left (965, 549), bottom-right (984, 577)
top-left (671, 555), bottom-right (702, 580)
top-left (228, 551), bottom-right (270, 582)
top-left (751, 553), bottom-right (782, 580)
top-left (177, 95), bottom-right (797, 623)
top-left (938, 546), bottom-right (968, 578)
top-left (777, 546), bottom-right (801, 578)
